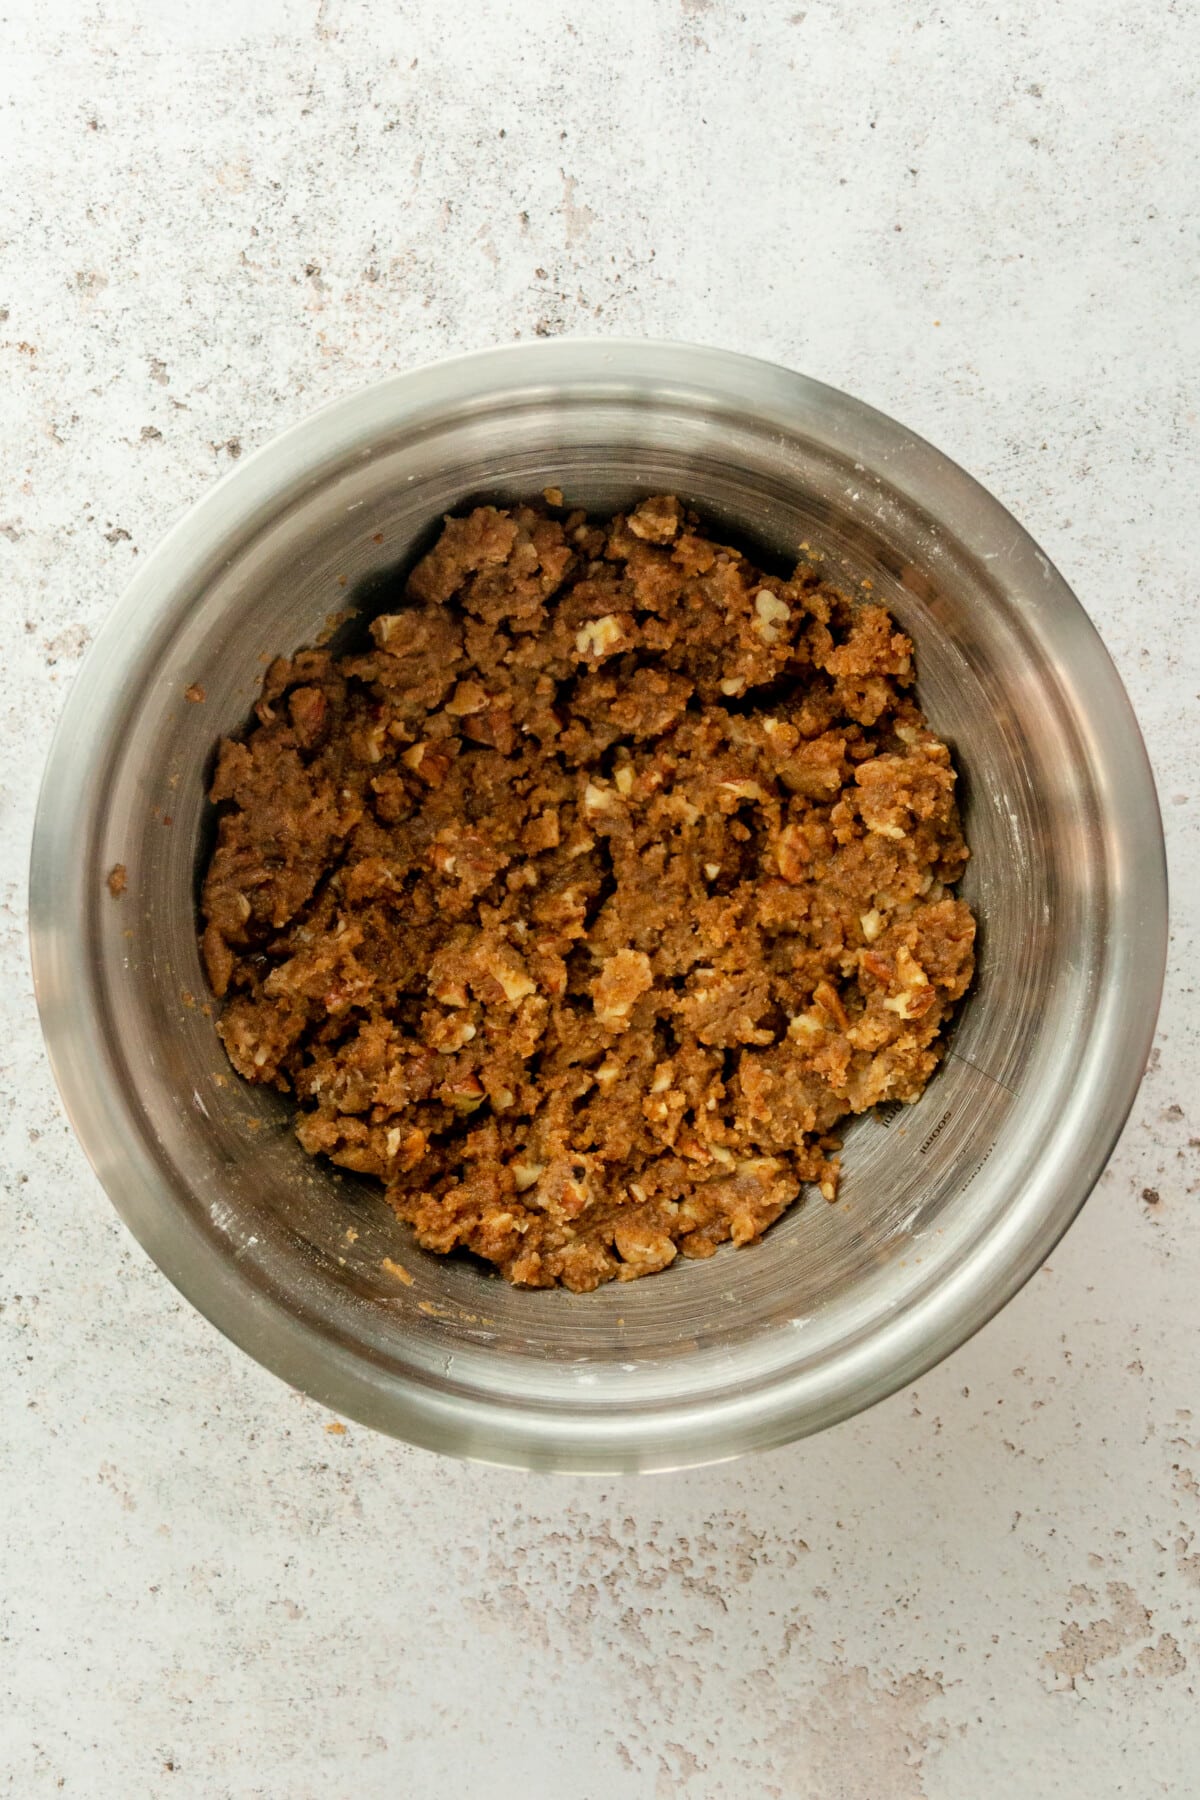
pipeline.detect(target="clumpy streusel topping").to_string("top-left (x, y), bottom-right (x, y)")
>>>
top-left (201, 496), bottom-right (974, 1291)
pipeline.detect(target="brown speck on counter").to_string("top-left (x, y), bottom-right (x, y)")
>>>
top-left (381, 1256), bottom-right (414, 1286)
top-left (107, 862), bottom-right (127, 898)
top-left (185, 683), bottom-right (206, 703)
top-left (324, 1421), bottom-right (347, 1435)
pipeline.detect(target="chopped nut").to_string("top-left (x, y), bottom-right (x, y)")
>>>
top-left (359, 718), bottom-right (388, 762)
top-left (860, 950), bottom-right (894, 986)
top-left (613, 1221), bottom-right (677, 1275)
top-left (575, 614), bottom-right (626, 659)
top-left (626, 494), bottom-right (681, 543)
top-left (788, 1012), bottom-right (823, 1042)
top-left (895, 945), bottom-right (929, 989)
top-left (583, 780), bottom-right (619, 815)
top-left (776, 823), bottom-right (808, 883)
top-left (289, 686), bottom-right (329, 749)
top-left (445, 679), bottom-right (488, 716)
top-left (403, 740), bottom-right (456, 785)
top-left (753, 588), bottom-right (790, 644)
top-left (427, 1011), bottom-right (476, 1052)
top-left (390, 1128), bottom-right (428, 1169)
top-left (662, 793), bottom-right (701, 826)
top-left (883, 988), bottom-right (935, 1020)
top-left (591, 948), bottom-right (653, 1031)
top-left (463, 705), bottom-right (515, 754)
top-left (860, 908), bottom-right (884, 942)
top-left (813, 979), bottom-right (849, 1030)
top-left (480, 951), bottom-right (536, 1004)
top-left (720, 779), bottom-right (770, 803)
top-left (442, 1074), bottom-right (486, 1113)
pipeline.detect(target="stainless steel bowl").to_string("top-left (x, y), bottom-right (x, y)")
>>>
top-left (29, 341), bottom-right (1167, 1471)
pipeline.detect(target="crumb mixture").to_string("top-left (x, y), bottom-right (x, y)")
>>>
top-left (200, 496), bottom-right (975, 1291)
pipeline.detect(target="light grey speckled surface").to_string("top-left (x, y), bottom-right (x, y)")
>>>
top-left (2, 2), bottom-right (1198, 1795)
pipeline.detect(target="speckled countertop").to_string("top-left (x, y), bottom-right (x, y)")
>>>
top-left (2, 3), bottom-right (1197, 1794)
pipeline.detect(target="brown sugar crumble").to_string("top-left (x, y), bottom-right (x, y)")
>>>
top-left (200, 497), bottom-right (975, 1291)
top-left (107, 862), bottom-right (127, 898)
